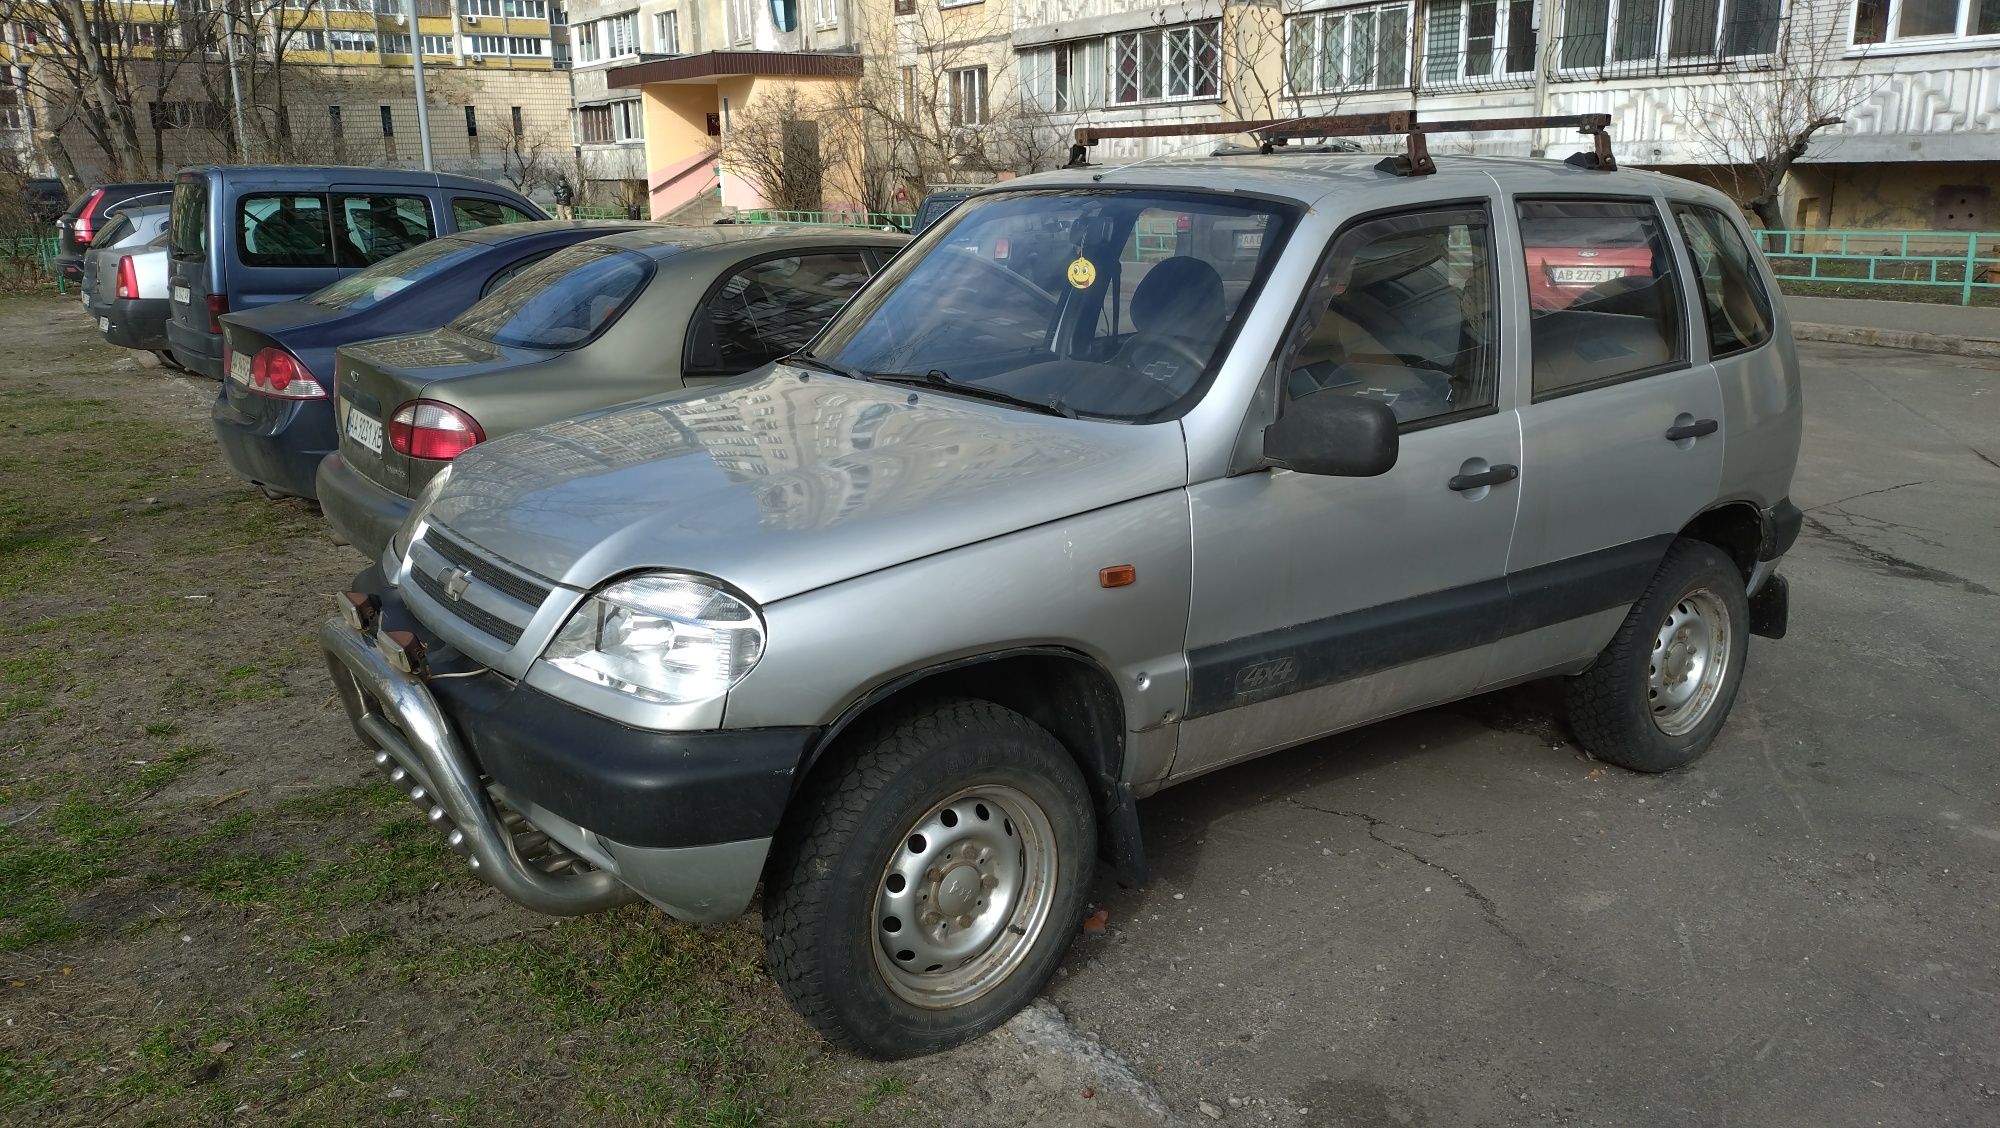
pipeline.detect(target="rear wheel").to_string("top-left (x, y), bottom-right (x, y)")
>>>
top-left (1565, 539), bottom-right (1750, 772)
top-left (763, 698), bottom-right (1095, 1059)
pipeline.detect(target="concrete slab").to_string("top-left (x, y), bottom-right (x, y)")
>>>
top-left (1786, 296), bottom-right (2000, 358)
top-left (1052, 341), bottom-right (2000, 1127)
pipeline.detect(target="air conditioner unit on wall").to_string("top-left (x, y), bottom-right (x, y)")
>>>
top-left (464, 14), bottom-right (480, 24)
top-left (470, 54), bottom-right (486, 62)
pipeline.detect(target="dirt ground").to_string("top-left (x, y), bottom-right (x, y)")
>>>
top-left (0, 293), bottom-right (1165, 1127)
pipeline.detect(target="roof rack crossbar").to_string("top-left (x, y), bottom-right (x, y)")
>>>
top-left (1070, 112), bottom-right (1616, 176)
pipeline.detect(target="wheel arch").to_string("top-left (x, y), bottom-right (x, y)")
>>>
top-left (1677, 501), bottom-right (1764, 581)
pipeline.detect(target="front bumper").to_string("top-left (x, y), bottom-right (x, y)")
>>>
top-left (320, 592), bottom-right (809, 922)
top-left (317, 453), bottom-right (410, 561)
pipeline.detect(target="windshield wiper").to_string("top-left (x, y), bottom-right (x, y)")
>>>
top-left (868, 369), bottom-right (1078, 419)
top-left (783, 350), bottom-right (868, 382)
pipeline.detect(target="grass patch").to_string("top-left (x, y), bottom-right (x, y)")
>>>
top-left (130, 743), bottom-right (211, 795)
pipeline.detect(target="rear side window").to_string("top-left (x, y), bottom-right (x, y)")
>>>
top-left (1673, 204), bottom-right (1773, 358)
top-left (454, 197), bottom-right (535, 230)
top-left (170, 178), bottom-right (208, 259)
top-left (1518, 198), bottom-right (1688, 399)
top-left (307, 234), bottom-right (480, 311)
top-left (91, 215), bottom-right (134, 248)
top-left (449, 244), bottom-right (652, 350)
top-left (239, 194), bottom-right (335, 266)
top-left (338, 193), bottom-right (436, 266)
top-left (685, 251), bottom-right (874, 375)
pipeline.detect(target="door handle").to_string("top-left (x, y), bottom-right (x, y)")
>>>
top-left (1665, 418), bottom-right (1719, 441)
top-left (1448, 463), bottom-right (1519, 492)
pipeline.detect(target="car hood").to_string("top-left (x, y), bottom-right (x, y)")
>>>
top-left (425, 367), bottom-right (1190, 603)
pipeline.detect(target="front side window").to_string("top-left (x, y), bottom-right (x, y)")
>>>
top-left (238, 193), bottom-right (334, 266)
top-left (1287, 3), bottom-right (1412, 94)
top-left (454, 197), bottom-right (535, 229)
top-left (450, 243), bottom-right (652, 350)
top-left (1519, 198), bottom-right (1688, 398)
top-left (338, 193), bottom-right (435, 266)
top-left (1111, 21), bottom-right (1220, 104)
top-left (1284, 205), bottom-right (1498, 426)
top-left (307, 235), bottom-right (481, 311)
top-left (686, 251), bottom-right (874, 375)
top-left (1673, 203), bottom-right (1773, 358)
top-left (816, 189), bottom-right (1295, 421)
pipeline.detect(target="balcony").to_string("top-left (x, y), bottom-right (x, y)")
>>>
top-left (1552, 18), bottom-right (1781, 80)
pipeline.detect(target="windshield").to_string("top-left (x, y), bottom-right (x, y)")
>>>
top-left (813, 188), bottom-right (1293, 420)
top-left (448, 242), bottom-right (652, 350)
top-left (308, 235), bottom-right (483, 311)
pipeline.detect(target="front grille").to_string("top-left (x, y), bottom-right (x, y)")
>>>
top-left (411, 564), bottom-right (525, 645)
top-left (427, 529), bottom-right (554, 607)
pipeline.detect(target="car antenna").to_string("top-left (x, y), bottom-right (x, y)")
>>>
top-left (1079, 110), bottom-right (1352, 182)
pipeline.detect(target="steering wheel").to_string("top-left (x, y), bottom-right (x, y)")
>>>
top-left (1116, 335), bottom-right (1211, 387)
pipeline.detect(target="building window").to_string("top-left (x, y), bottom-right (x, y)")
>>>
top-left (329, 29), bottom-right (379, 53)
top-left (1853, 0), bottom-right (2000, 42)
top-left (948, 66), bottom-right (989, 125)
top-left (1421, 0), bottom-right (1533, 85)
top-left (725, 0), bottom-right (754, 43)
top-left (503, 0), bottom-right (550, 16)
top-left (465, 106), bottom-right (478, 137)
top-left (1021, 38), bottom-right (1105, 112)
top-left (383, 33), bottom-right (449, 54)
top-left (899, 64), bottom-right (918, 117)
top-left (895, 0), bottom-right (915, 14)
top-left (380, 105), bottom-right (395, 135)
top-left (574, 22), bottom-right (597, 61)
top-left (469, 34), bottom-right (549, 54)
top-left (1286, 4), bottom-right (1411, 94)
top-left (772, 0), bottom-right (798, 31)
top-left (813, 0), bottom-right (838, 27)
top-left (616, 100), bottom-right (644, 140)
top-left (148, 100), bottom-right (228, 130)
top-left (1559, 0), bottom-right (1781, 70)
top-left (655, 8), bottom-right (680, 52)
top-left (579, 101), bottom-right (644, 143)
top-left (511, 105), bottom-right (524, 134)
top-left (288, 29), bottom-right (328, 52)
top-left (1110, 21), bottom-right (1221, 104)
top-left (595, 12), bottom-right (638, 58)
top-left (329, 105), bottom-right (343, 137)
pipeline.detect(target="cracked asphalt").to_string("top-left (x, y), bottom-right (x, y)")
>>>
top-left (1044, 341), bottom-right (2000, 1127)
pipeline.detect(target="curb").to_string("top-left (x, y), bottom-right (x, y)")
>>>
top-left (1791, 321), bottom-right (2000, 359)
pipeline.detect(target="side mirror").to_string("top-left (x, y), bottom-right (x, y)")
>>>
top-left (1262, 391), bottom-right (1399, 477)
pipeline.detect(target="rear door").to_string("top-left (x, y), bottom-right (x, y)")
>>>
top-left (681, 248), bottom-right (881, 381)
top-left (1485, 195), bottom-right (1725, 684)
top-left (329, 186), bottom-right (439, 267)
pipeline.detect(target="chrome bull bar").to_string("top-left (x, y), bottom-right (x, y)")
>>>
top-left (319, 617), bottom-right (637, 916)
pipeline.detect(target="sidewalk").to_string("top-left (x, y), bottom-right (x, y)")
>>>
top-left (1784, 294), bottom-right (2000, 358)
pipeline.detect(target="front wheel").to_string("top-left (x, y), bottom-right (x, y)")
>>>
top-left (1565, 539), bottom-right (1751, 772)
top-left (763, 698), bottom-right (1096, 1059)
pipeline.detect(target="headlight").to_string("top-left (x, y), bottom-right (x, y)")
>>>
top-left (390, 464), bottom-right (453, 564)
top-left (542, 573), bottom-right (765, 705)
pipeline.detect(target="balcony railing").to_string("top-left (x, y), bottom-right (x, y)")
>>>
top-left (1553, 18), bottom-right (1781, 79)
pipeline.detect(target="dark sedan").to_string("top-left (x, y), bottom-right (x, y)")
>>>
top-left (211, 220), bottom-right (643, 500)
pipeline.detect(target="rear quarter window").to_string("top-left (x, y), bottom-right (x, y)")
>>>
top-left (449, 243), bottom-right (652, 350)
top-left (170, 178), bottom-right (208, 260)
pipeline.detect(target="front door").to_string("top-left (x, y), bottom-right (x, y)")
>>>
top-left (1176, 201), bottom-right (1523, 778)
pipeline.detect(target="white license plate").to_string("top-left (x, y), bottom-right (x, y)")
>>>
top-left (230, 351), bottom-right (252, 384)
top-left (345, 407), bottom-right (384, 455)
top-left (173, 285), bottom-right (191, 305)
top-left (97, 317), bottom-right (109, 332)
top-left (1550, 266), bottom-right (1623, 285)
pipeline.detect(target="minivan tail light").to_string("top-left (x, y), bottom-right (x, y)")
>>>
top-left (388, 400), bottom-right (484, 460)
top-left (74, 189), bottom-right (104, 243)
top-left (247, 347), bottom-right (327, 399)
top-left (115, 255), bottom-right (138, 299)
top-left (205, 293), bottom-right (227, 333)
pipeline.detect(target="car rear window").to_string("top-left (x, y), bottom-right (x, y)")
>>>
top-left (170, 177), bottom-right (208, 260)
top-left (448, 243), bottom-right (652, 350)
top-left (91, 214), bottom-right (134, 248)
top-left (306, 234), bottom-right (483, 312)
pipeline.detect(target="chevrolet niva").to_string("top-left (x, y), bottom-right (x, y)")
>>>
top-left (323, 141), bottom-right (1801, 1059)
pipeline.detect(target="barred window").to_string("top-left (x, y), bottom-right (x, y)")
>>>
top-left (1422, 0), bottom-right (1536, 84)
top-left (1110, 21), bottom-right (1220, 104)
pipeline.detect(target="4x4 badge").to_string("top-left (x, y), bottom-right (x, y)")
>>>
top-left (439, 566), bottom-right (474, 601)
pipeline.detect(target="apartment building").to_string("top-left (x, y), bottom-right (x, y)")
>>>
top-left (2, 2), bottom-right (571, 191)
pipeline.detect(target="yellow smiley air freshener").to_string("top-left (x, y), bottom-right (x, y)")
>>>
top-left (1066, 257), bottom-right (1097, 289)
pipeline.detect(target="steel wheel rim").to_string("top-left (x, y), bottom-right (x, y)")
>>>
top-left (871, 784), bottom-right (1058, 1009)
top-left (1648, 587), bottom-right (1732, 737)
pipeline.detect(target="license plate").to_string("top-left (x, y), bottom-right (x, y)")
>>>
top-left (1550, 266), bottom-right (1623, 284)
top-left (173, 285), bottom-right (191, 305)
top-left (1236, 232), bottom-right (1263, 251)
top-left (97, 317), bottom-right (109, 332)
top-left (345, 407), bottom-right (384, 455)
top-left (229, 351), bottom-right (252, 384)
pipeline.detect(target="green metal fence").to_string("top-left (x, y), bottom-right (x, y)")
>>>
top-left (1, 232), bottom-right (62, 281)
top-left (572, 204), bottom-right (647, 220)
top-left (736, 209), bottom-right (916, 231)
top-left (1759, 229), bottom-right (2000, 305)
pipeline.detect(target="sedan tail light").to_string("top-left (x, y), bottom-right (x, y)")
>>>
top-left (115, 255), bottom-right (138, 299)
top-left (74, 189), bottom-right (105, 244)
top-left (243, 347), bottom-right (327, 400)
top-left (205, 293), bottom-right (228, 334)
top-left (389, 400), bottom-right (484, 460)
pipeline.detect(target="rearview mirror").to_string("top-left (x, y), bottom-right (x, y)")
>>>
top-left (1262, 392), bottom-right (1399, 477)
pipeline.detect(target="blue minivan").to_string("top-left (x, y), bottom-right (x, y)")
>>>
top-left (165, 166), bottom-right (545, 379)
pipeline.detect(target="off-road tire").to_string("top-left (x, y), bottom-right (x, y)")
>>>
top-left (1565, 538), bottom-right (1750, 773)
top-left (763, 697), bottom-right (1096, 1059)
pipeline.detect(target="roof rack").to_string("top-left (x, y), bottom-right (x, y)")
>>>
top-left (1067, 112), bottom-right (1616, 177)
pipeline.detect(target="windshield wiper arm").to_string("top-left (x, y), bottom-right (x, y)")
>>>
top-left (869, 369), bottom-right (1078, 419)
top-left (783, 350), bottom-right (868, 382)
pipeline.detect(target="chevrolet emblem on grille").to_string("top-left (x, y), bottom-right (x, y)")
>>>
top-left (439, 565), bottom-right (474, 601)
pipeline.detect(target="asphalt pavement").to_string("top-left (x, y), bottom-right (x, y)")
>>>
top-left (1046, 340), bottom-right (2000, 1127)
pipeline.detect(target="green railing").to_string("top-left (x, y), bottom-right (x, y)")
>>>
top-left (572, 204), bottom-right (648, 220)
top-left (737, 209), bottom-right (916, 231)
top-left (1758, 229), bottom-right (2000, 306)
top-left (1, 232), bottom-right (62, 277)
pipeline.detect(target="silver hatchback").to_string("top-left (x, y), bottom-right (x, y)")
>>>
top-left (323, 147), bottom-right (1801, 1059)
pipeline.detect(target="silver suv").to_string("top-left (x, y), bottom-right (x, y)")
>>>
top-left (323, 148), bottom-right (1801, 1059)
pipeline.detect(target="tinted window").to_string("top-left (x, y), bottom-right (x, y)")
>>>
top-left (817, 189), bottom-right (1291, 420)
top-left (337, 193), bottom-right (435, 266)
top-left (170, 177), bottom-right (208, 260)
top-left (1285, 205), bottom-right (1498, 426)
top-left (686, 251), bottom-right (873, 375)
top-left (450, 243), bottom-right (651, 350)
top-left (239, 193), bottom-right (334, 266)
top-left (307, 234), bottom-right (482, 311)
top-left (91, 214), bottom-right (134, 248)
top-left (1519, 199), bottom-right (1687, 398)
top-left (454, 197), bottom-right (535, 229)
top-left (1674, 204), bottom-right (1773, 358)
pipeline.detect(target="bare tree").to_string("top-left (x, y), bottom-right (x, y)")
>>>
top-left (719, 83), bottom-right (851, 213)
top-left (1678, 0), bottom-right (1878, 230)
top-left (494, 113), bottom-right (566, 198)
